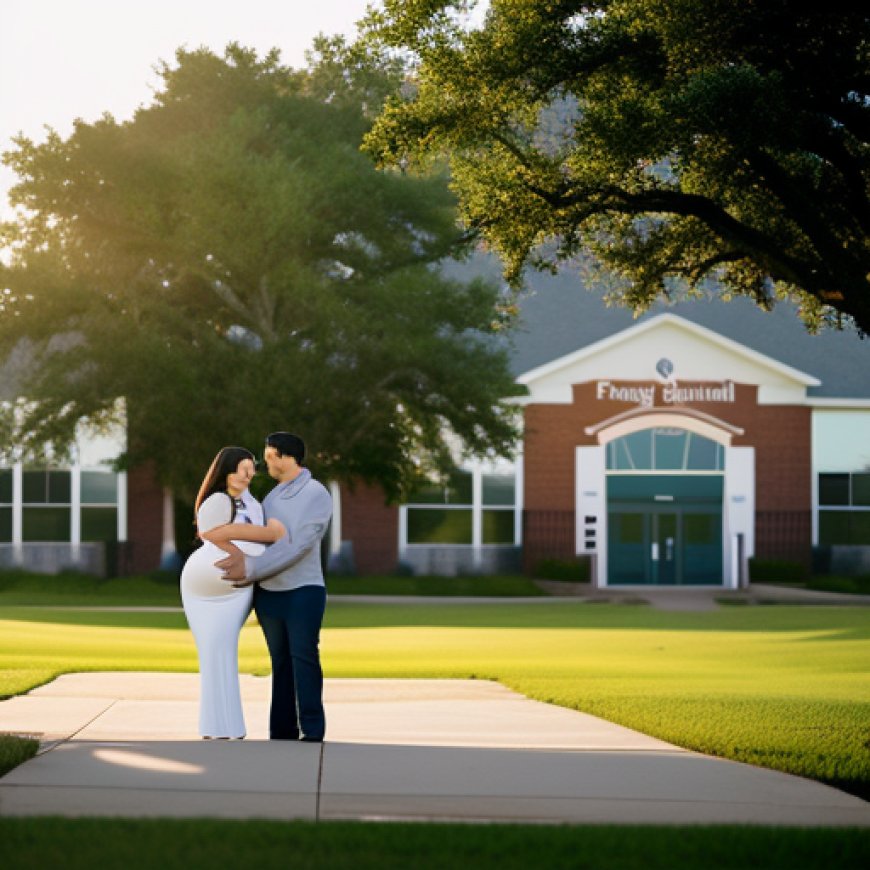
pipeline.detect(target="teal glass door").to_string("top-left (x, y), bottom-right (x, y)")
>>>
top-left (651, 513), bottom-right (678, 585)
top-left (681, 511), bottom-right (723, 584)
top-left (608, 502), bottom-right (723, 585)
top-left (608, 512), bottom-right (649, 584)
top-left (604, 429), bottom-right (725, 586)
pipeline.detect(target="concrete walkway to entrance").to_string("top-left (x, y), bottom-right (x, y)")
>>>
top-left (528, 581), bottom-right (870, 610)
top-left (1, 672), bottom-right (868, 826)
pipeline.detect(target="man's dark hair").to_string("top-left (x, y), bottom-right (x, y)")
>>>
top-left (266, 432), bottom-right (306, 465)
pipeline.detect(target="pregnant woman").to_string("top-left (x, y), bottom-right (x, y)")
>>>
top-left (181, 446), bottom-right (285, 739)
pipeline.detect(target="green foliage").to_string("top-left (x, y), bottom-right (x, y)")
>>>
top-left (0, 43), bottom-right (521, 500)
top-left (326, 573), bottom-right (544, 596)
top-left (364, 2), bottom-right (870, 333)
top-left (0, 569), bottom-right (182, 606)
top-left (806, 575), bottom-right (870, 596)
top-left (748, 558), bottom-right (810, 584)
top-left (0, 819), bottom-right (868, 870)
top-left (534, 557), bottom-right (590, 582)
top-left (0, 734), bottom-right (38, 777)
top-left (0, 568), bottom-right (544, 603)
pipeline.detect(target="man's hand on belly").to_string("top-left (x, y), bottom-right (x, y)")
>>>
top-left (215, 544), bottom-right (250, 586)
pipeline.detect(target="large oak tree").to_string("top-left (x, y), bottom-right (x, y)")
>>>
top-left (364, 1), bottom-right (870, 332)
top-left (0, 43), bottom-right (521, 499)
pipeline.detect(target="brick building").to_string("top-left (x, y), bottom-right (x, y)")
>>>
top-left (3, 258), bottom-right (870, 586)
top-left (339, 260), bottom-right (870, 587)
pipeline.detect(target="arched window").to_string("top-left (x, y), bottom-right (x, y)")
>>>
top-left (606, 428), bottom-right (724, 472)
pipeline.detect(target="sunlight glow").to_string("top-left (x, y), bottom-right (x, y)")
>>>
top-left (94, 747), bottom-right (205, 774)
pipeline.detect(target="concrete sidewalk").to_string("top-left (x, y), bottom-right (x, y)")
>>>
top-left (1, 673), bottom-right (868, 826)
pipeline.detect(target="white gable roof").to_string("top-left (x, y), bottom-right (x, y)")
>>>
top-left (516, 313), bottom-right (820, 405)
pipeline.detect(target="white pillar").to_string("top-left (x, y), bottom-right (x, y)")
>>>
top-left (514, 451), bottom-right (524, 545)
top-left (398, 505), bottom-right (408, 562)
top-left (724, 446), bottom-right (755, 589)
top-left (117, 471), bottom-right (128, 542)
top-left (329, 481), bottom-right (342, 555)
top-left (70, 463), bottom-right (81, 565)
top-left (12, 461), bottom-right (22, 566)
top-left (160, 487), bottom-right (178, 568)
top-left (472, 466), bottom-right (483, 569)
top-left (576, 446), bottom-right (607, 587)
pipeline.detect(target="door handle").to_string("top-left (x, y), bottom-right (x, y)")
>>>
top-left (651, 542), bottom-right (659, 561)
top-left (665, 537), bottom-right (674, 561)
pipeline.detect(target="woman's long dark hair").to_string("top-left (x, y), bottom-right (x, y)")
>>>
top-left (193, 446), bottom-right (256, 526)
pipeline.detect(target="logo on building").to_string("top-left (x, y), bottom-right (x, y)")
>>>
top-left (656, 358), bottom-right (674, 380)
top-left (595, 376), bottom-right (736, 406)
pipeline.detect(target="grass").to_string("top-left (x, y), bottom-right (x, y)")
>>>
top-left (0, 819), bottom-right (868, 870)
top-left (1, 602), bottom-right (869, 798)
top-left (0, 734), bottom-right (39, 777)
top-left (326, 573), bottom-right (545, 596)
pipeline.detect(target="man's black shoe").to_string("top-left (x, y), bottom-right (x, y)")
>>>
top-left (300, 735), bottom-right (323, 743)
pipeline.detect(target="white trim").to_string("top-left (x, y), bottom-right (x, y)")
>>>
top-left (117, 472), bottom-right (128, 542)
top-left (12, 462), bottom-right (22, 565)
top-left (517, 313), bottom-right (821, 387)
top-left (398, 504), bottom-right (408, 561)
top-left (607, 470), bottom-right (724, 476)
top-left (587, 410), bottom-right (740, 446)
top-left (806, 398), bottom-right (870, 408)
top-left (404, 503), bottom-right (474, 510)
top-left (329, 481), bottom-right (342, 555)
top-left (70, 463), bottom-right (81, 560)
top-left (472, 467), bottom-right (483, 567)
top-left (514, 451), bottom-right (524, 546)
top-left (723, 446), bottom-right (755, 590)
top-left (399, 460), bottom-right (522, 554)
top-left (576, 446), bottom-right (607, 587)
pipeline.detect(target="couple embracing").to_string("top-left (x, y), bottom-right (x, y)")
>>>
top-left (179, 432), bottom-right (332, 742)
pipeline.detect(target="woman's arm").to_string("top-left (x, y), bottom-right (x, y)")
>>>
top-left (201, 517), bottom-right (286, 547)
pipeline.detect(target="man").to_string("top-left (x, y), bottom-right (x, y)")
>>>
top-left (216, 432), bottom-right (332, 742)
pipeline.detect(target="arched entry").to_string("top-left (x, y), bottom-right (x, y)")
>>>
top-left (606, 427), bottom-right (724, 585)
top-left (579, 408), bottom-right (751, 587)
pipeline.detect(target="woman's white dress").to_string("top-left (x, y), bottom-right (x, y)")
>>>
top-left (180, 492), bottom-right (263, 738)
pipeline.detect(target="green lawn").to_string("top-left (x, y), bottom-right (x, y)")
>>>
top-left (0, 819), bottom-right (867, 870)
top-left (1, 601), bottom-right (869, 798)
top-left (0, 734), bottom-right (38, 777)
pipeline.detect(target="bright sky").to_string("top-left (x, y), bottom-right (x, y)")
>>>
top-left (0, 0), bottom-right (377, 218)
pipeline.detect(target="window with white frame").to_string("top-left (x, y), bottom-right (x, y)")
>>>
top-left (0, 468), bottom-right (11, 543)
top-left (81, 470), bottom-right (119, 543)
top-left (1, 465), bottom-right (120, 544)
top-left (406, 469), bottom-right (473, 544)
top-left (606, 429), bottom-right (725, 472)
top-left (22, 468), bottom-right (71, 542)
top-left (404, 465), bottom-right (518, 546)
top-left (818, 472), bottom-right (870, 545)
top-left (481, 471), bottom-right (516, 544)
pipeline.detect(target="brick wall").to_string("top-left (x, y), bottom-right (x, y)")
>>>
top-left (523, 380), bottom-right (812, 567)
top-left (125, 462), bottom-right (165, 575)
top-left (339, 482), bottom-right (398, 575)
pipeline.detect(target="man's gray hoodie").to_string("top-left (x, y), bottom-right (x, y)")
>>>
top-left (245, 468), bottom-right (332, 591)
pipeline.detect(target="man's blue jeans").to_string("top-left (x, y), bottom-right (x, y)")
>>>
top-left (254, 584), bottom-right (327, 740)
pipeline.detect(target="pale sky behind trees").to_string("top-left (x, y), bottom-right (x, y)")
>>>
top-left (0, 0), bottom-right (379, 220)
